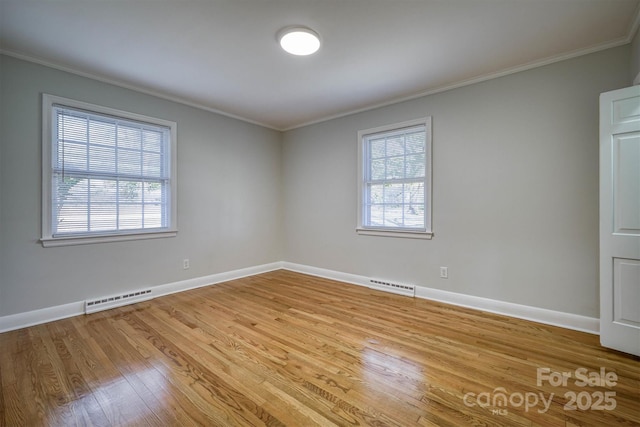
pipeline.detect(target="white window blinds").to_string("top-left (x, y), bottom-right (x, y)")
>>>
top-left (51, 104), bottom-right (171, 237)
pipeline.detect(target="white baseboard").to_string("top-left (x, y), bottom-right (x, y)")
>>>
top-left (0, 261), bottom-right (599, 335)
top-left (152, 262), bottom-right (283, 298)
top-left (281, 262), bottom-right (370, 288)
top-left (281, 262), bottom-right (599, 335)
top-left (0, 262), bottom-right (283, 333)
top-left (414, 286), bottom-right (599, 335)
top-left (0, 301), bottom-right (85, 333)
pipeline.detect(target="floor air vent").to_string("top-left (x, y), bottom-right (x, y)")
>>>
top-left (85, 289), bottom-right (152, 314)
top-left (369, 279), bottom-right (415, 297)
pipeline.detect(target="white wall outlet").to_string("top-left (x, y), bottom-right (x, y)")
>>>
top-left (183, 259), bottom-right (190, 270)
top-left (440, 266), bottom-right (448, 279)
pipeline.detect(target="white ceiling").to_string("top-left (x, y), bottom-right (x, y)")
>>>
top-left (1, 0), bottom-right (639, 130)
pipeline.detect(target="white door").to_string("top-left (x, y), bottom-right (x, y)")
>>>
top-left (600, 85), bottom-right (640, 356)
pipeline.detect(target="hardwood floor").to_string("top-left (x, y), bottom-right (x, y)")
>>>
top-left (1, 270), bottom-right (639, 426)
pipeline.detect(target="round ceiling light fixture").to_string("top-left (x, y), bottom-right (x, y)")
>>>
top-left (278, 27), bottom-right (321, 56)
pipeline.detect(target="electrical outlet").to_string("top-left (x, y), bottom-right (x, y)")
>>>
top-left (440, 266), bottom-right (448, 279)
top-left (183, 259), bottom-right (190, 270)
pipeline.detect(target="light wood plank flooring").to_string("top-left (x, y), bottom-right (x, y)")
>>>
top-left (1, 270), bottom-right (639, 426)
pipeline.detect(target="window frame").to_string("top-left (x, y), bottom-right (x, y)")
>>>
top-left (356, 117), bottom-right (433, 239)
top-left (41, 94), bottom-right (178, 247)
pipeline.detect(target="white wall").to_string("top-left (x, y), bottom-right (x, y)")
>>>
top-left (282, 46), bottom-right (630, 318)
top-left (0, 55), bottom-right (283, 317)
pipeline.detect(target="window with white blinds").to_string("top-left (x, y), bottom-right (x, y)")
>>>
top-left (357, 117), bottom-right (432, 239)
top-left (42, 94), bottom-right (177, 246)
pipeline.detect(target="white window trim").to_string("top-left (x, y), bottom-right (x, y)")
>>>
top-left (356, 117), bottom-right (433, 239)
top-left (41, 94), bottom-right (178, 247)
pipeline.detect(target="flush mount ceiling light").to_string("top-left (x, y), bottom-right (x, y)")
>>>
top-left (278, 27), bottom-right (321, 56)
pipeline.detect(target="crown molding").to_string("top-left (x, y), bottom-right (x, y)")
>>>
top-left (0, 49), bottom-right (280, 131)
top-left (283, 36), bottom-right (632, 131)
top-left (3, 5), bottom-right (638, 134)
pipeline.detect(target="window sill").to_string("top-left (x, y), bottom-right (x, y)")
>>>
top-left (41, 230), bottom-right (177, 247)
top-left (356, 228), bottom-right (433, 240)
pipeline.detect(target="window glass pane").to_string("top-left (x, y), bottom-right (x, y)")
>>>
top-left (370, 138), bottom-right (386, 158)
top-left (143, 152), bottom-right (161, 177)
top-left (89, 120), bottom-right (115, 146)
top-left (143, 129), bottom-right (162, 152)
top-left (404, 211), bottom-right (424, 228)
top-left (89, 146), bottom-right (116, 173)
top-left (55, 176), bottom-right (87, 204)
top-left (383, 183), bottom-right (403, 203)
top-left (371, 159), bottom-right (385, 180)
top-left (143, 204), bottom-right (162, 228)
top-left (118, 125), bottom-right (141, 150)
top-left (383, 205), bottom-right (402, 227)
top-left (369, 184), bottom-right (384, 204)
top-left (386, 156), bottom-right (404, 179)
top-left (90, 204), bottom-right (117, 231)
top-left (118, 149), bottom-right (142, 175)
top-left (54, 177), bottom-right (89, 234)
top-left (89, 179), bottom-right (117, 203)
top-left (119, 181), bottom-right (142, 203)
top-left (60, 141), bottom-right (87, 170)
top-left (404, 182), bottom-right (425, 228)
top-left (143, 181), bottom-right (163, 204)
top-left (59, 114), bottom-right (87, 142)
top-left (386, 137), bottom-right (404, 156)
top-left (405, 153), bottom-right (425, 178)
top-left (369, 204), bottom-right (384, 226)
top-left (404, 182), bottom-right (424, 204)
top-left (119, 204), bottom-right (143, 229)
top-left (56, 204), bottom-right (88, 234)
top-left (405, 131), bottom-right (425, 153)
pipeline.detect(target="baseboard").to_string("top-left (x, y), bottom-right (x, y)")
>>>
top-left (414, 286), bottom-right (599, 335)
top-left (0, 262), bottom-right (283, 333)
top-left (152, 262), bottom-right (283, 298)
top-left (281, 262), bottom-right (370, 288)
top-left (280, 262), bottom-right (600, 335)
top-left (0, 301), bottom-right (86, 333)
top-left (0, 261), bottom-right (599, 335)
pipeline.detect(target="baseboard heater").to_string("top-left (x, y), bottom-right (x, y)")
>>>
top-left (369, 279), bottom-right (416, 297)
top-left (85, 288), bottom-right (153, 314)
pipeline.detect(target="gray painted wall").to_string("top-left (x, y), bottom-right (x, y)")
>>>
top-left (0, 55), bottom-right (283, 316)
top-left (0, 44), bottom-right (633, 321)
top-left (282, 46), bottom-right (630, 318)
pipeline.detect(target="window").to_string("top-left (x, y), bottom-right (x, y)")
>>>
top-left (41, 94), bottom-right (177, 247)
top-left (357, 117), bottom-right (432, 239)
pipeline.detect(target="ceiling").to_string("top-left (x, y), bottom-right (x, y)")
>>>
top-left (1, 1), bottom-right (639, 130)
